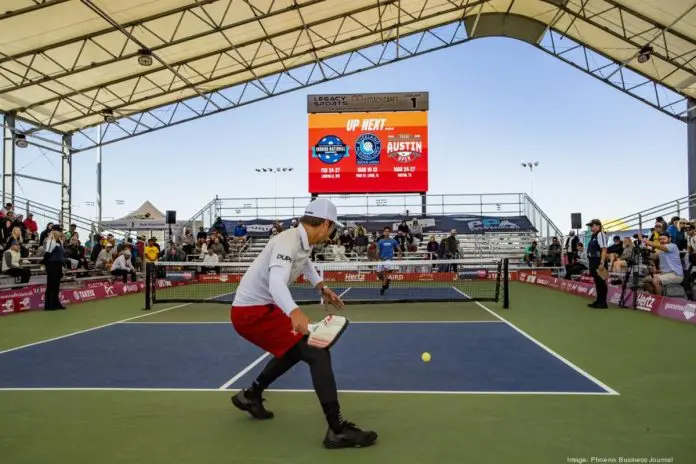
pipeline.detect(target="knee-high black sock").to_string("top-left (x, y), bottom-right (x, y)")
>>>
top-left (249, 343), bottom-right (303, 394)
top-left (298, 341), bottom-right (342, 431)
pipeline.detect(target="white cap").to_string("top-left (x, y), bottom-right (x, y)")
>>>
top-left (304, 198), bottom-right (343, 228)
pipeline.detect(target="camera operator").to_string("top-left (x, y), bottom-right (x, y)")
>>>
top-left (586, 219), bottom-right (608, 309)
top-left (641, 233), bottom-right (684, 295)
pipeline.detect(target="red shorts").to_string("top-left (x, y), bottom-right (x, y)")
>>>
top-left (230, 304), bottom-right (303, 358)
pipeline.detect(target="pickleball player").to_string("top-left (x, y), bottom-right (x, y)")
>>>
top-left (229, 198), bottom-right (378, 449)
top-left (376, 226), bottom-right (399, 295)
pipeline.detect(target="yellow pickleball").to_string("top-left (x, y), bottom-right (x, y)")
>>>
top-left (421, 352), bottom-right (431, 362)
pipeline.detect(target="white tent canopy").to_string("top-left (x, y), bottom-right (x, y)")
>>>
top-left (100, 201), bottom-right (167, 230)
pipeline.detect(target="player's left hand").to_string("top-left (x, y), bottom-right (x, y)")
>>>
top-left (321, 287), bottom-right (345, 310)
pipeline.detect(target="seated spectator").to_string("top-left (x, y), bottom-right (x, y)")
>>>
top-left (164, 243), bottom-right (185, 261)
top-left (111, 250), bottom-right (137, 283)
top-left (23, 213), bottom-right (38, 241)
top-left (525, 241), bottom-right (539, 267)
top-left (564, 243), bottom-right (588, 279)
top-left (64, 224), bottom-right (78, 241)
top-left (232, 222), bottom-right (248, 247)
top-left (410, 219), bottom-right (423, 242)
top-left (332, 239), bottom-right (347, 261)
top-left (269, 228), bottom-right (279, 241)
top-left (367, 239), bottom-right (378, 261)
top-left (182, 229), bottom-right (195, 257)
top-left (426, 235), bottom-right (439, 258)
top-left (202, 248), bottom-right (220, 274)
top-left (611, 238), bottom-right (634, 273)
top-left (2, 239), bottom-right (30, 284)
top-left (38, 223), bottom-right (54, 247)
top-left (196, 226), bottom-right (207, 241)
top-left (665, 216), bottom-right (681, 245)
top-left (290, 219), bottom-right (298, 229)
top-left (642, 233), bottom-right (684, 295)
top-left (208, 236), bottom-right (225, 257)
top-left (353, 229), bottom-right (368, 257)
top-left (338, 229), bottom-right (354, 254)
top-left (397, 220), bottom-right (410, 235)
top-left (65, 236), bottom-right (87, 269)
top-left (95, 243), bottom-right (114, 270)
top-left (606, 236), bottom-right (623, 269)
top-left (546, 237), bottom-right (562, 266)
top-left (212, 217), bottom-right (227, 236)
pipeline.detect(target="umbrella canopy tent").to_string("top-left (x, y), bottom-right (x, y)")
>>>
top-left (100, 201), bottom-right (167, 230)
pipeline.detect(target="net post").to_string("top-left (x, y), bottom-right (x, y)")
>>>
top-left (144, 262), bottom-right (152, 310)
top-left (503, 258), bottom-right (510, 309)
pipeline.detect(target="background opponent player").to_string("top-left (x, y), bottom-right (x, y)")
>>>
top-left (376, 226), bottom-right (399, 295)
top-left (229, 198), bottom-right (378, 449)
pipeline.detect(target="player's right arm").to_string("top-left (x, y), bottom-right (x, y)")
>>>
top-left (267, 239), bottom-right (310, 333)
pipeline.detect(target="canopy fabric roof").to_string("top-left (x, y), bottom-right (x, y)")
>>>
top-left (100, 200), bottom-right (167, 230)
top-left (0, 0), bottom-right (694, 135)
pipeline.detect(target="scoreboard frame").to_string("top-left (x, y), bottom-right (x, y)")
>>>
top-left (307, 92), bottom-right (429, 196)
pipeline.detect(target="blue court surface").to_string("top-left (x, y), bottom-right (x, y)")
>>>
top-left (0, 321), bottom-right (614, 394)
top-left (209, 286), bottom-right (472, 304)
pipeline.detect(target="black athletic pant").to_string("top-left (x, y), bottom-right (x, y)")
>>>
top-left (44, 261), bottom-right (63, 309)
top-left (252, 337), bottom-right (341, 428)
top-left (111, 268), bottom-right (137, 283)
top-left (588, 256), bottom-right (607, 305)
top-left (5, 267), bottom-right (30, 284)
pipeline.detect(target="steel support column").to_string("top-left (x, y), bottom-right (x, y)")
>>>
top-left (2, 113), bottom-right (16, 205)
top-left (96, 124), bottom-right (102, 227)
top-left (686, 98), bottom-right (696, 219)
top-left (689, 98), bottom-right (696, 220)
top-left (61, 133), bottom-right (72, 226)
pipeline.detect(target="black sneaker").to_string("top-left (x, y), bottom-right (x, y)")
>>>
top-left (231, 389), bottom-right (274, 420)
top-left (323, 421), bottom-right (378, 449)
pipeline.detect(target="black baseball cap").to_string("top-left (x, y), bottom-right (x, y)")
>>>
top-left (586, 219), bottom-right (602, 227)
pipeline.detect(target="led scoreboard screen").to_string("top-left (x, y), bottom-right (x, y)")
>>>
top-left (307, 110), bottom-right (428, 194)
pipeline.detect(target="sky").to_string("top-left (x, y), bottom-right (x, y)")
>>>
top-left (12, 37), bottom-right (688, 233)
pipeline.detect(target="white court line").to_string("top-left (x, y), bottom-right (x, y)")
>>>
top-left (122, 320), bottom-right (504, 325)
top-left (0, 302), bottom-right (193, 356)
top-left (451, 287), bottom-right (619, 396)
top-left (0, 387), bottom-right (613, 396)
top-left (217, 352), bottom-right (270, 390)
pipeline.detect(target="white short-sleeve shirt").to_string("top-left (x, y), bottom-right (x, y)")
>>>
top-left (232, 224), bottom-right (321, 310)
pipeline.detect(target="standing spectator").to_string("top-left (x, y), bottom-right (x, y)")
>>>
top-left (39, 223), bottom-right (54, 247)
top-left (43, 227), bottom-right (68, 310)
top-left (586, 219), bottom-right (608, 309)
top-left (182, 229), bottom-right (195, 257)
top-left (564, 231), bottom-right (579, 264)
top-left (23, 213), bottom-right (38, 240)
top-left (212, 217), bottom-right (227, 236)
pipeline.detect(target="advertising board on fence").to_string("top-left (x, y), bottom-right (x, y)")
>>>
top-left (517, 271), bottom-right (696, 325)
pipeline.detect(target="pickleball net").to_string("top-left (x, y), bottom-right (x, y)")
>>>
top-left (145, 258), bottom-right (509, 309)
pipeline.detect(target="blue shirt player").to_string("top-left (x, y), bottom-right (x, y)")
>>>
top-left (376, 226), bottom-right (399, 295)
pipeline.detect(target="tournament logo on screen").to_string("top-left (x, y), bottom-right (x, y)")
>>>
top-left (312, 135), bottom-right (350, 164)
top-left (387, 133), bottom-right (422, 163)
top-left (355, 133), bottom-right (381, 165)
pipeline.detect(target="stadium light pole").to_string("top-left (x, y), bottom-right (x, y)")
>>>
top-left (521, 161), bottom-right (540, 200)
top-left (254, 167), bottom-right (294, 218)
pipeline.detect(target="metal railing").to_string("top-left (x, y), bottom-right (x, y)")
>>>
top-left (602, 194), bottom-right (696, 234)
top-left (187, 193), bottom-right (563, 241)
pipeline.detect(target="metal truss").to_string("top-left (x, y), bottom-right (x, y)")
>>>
top-left (0, 0), bottom-right (693, 152)
top-left (59, 18), bottom-right (688, 152)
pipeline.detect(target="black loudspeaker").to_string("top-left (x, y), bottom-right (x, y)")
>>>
top-left (570, 213), bottom-right (582, 230)
top-left (166, 210), bottom-right (177, 225)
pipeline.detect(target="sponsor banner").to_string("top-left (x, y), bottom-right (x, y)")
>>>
top-left (1, 279), bottom-right (161, 317)
top-left (517, 272), bottom-right (696, 326)
top-left (219, 214), bottom-right (536, 238)
top-left (458, 269), bottom-right (489, 280)
top-left (308, 111), bottom-right (428, 194)
top-left (164, 271), bottom-right (196, 282)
